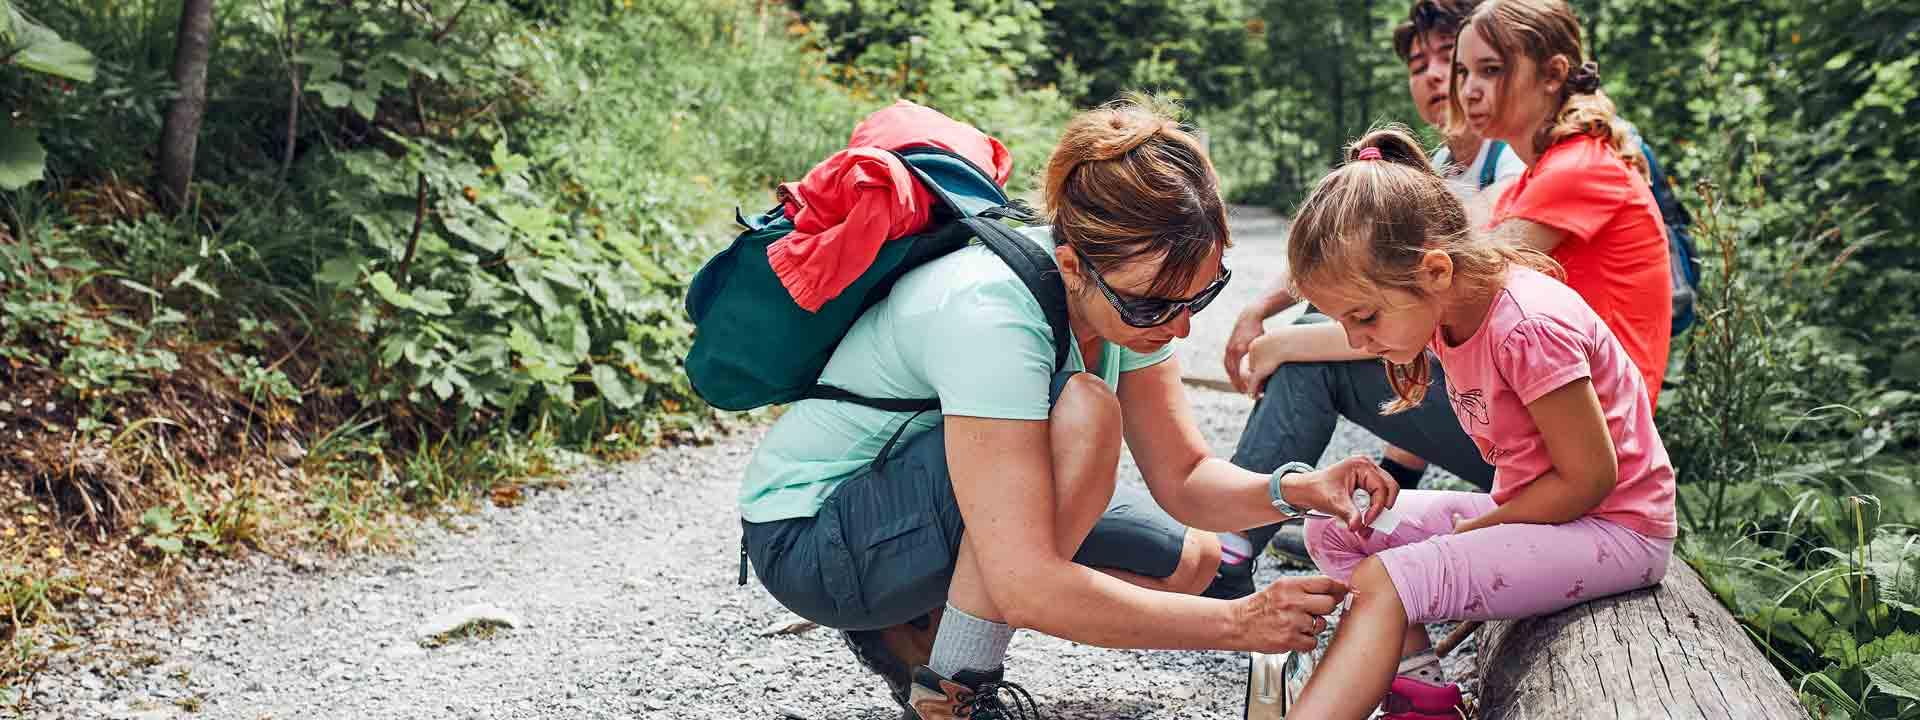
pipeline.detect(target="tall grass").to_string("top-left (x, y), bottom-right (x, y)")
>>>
top-left (1666, 134), bottom-right (1920, 717)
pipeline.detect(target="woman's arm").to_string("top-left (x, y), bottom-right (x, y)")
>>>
top-left (1116, 356), bottom-right (1397, 533)
top-left (944, 413), bottom-right (1339, 652)
top-left (1452, 377), bottom-right (1617, 533)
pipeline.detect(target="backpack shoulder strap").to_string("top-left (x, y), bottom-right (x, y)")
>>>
top-left (960, 217), bottom-right (1072, 374)
top-left (801, 219), bottom-right (1069, 413)
top-left (1479, 140), bottom-right (1508, 190)
top-left (802, 158), bottom-right (1070, 413)
top-left (891, 149), bottom-right (1071, 373)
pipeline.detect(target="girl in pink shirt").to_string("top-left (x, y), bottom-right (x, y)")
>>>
top-left (1277, 127), bottom-right (1676, 720)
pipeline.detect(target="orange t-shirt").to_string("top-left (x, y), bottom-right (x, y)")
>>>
top-left (1491, 134), bottom-right (1672, 398)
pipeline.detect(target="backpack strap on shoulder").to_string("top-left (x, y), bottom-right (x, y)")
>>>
top-left (961, 216), bottom-right (1072, 374)
top-left (1478, 140), bottom-right (1508, 190)
top-left (802, 152), bottom-right (1071, 414)
top-left (979, 199), bottom-right (1039, 223)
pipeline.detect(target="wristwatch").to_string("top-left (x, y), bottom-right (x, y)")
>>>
top-left (1267, 461), bottom-right (1315, 517)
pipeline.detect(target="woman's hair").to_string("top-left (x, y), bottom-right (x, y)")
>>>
top-left (1044, 93), bottom-right (1230, 298)
top-left (1446, 0), bottom-right (1645, 176)
top-left (1287, 125), bottom-right (1561, 413)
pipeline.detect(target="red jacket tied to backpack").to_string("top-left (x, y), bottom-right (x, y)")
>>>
top-left (767, 100), bottom-right (1013, 312)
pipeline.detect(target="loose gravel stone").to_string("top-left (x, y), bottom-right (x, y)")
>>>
top-left (414, 604), bottom-right (524, 646)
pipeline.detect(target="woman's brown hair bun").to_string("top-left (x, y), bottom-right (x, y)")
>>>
top-left (1043, 93), bottom-right (1230, 299)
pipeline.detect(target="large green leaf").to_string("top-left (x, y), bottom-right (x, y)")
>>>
top-left (513, 264), bottom-right (561, 314)
top-left (1867, 652), bottom-right (1920, 701)
top-left (3, 4), bottom-right (96, 82)
top-left (11, 35), bottom-right (95, 83)
top-left (590, 364), bottom-right (637, 409)
top-left (0, 124), bottom-right (45, 190)
top-left (1861, 631), bottom-right (1920, 666)
top-left (1867, 533), bottom-right (1920, 614)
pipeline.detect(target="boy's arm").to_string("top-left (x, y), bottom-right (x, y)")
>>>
top-left (1224, 283), bottom-right (1302, 390)
top-left (1453, 378), bottom-right (1617, 532)
top-left (1240, 324), bottom-right (1374, 396)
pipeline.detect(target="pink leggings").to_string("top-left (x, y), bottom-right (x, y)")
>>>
top-left (1305, 490), bottom-right (1673, 624)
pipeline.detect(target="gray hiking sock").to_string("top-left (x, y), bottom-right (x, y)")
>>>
top-left (928, 603), bottom-right (1014, 677)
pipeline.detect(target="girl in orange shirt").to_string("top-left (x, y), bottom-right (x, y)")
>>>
top-left (1452, 0), bottom-right (1672, 397)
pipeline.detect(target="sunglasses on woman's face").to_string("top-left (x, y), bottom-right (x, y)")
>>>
top-left (1073, 247), bottom-right (1233, 328)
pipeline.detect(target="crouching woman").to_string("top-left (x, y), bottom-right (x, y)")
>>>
top-left (741, 97), bottom-right (1397, 719)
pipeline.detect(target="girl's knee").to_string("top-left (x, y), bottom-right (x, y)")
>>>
top-left (1353, 556), bottom-right (1396, 594)
top-left (1302, 515), bottom-right (1364, 575)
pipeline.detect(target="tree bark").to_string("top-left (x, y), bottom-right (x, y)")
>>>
top-left (1474, 561), bottom-right (1805, 719)
top-left (1359, 0), bottom-right (1373, 128)
top-left (158, 0), bottom-right (216, 212)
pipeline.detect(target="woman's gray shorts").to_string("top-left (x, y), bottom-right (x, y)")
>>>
top-left (742, 371), bottom-right (1192, 630)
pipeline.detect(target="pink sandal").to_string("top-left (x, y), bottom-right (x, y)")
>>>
top-left (1379, 675), bottom-right (1467, 718)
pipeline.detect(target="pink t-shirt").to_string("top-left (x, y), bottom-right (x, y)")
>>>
top-left (1431, 266), bottom-right (1677, 539)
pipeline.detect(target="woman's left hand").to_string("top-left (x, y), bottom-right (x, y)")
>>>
top-left (1282, 456), bottom-right (1399, 532)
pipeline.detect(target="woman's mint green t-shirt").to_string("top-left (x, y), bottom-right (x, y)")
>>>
top-left (739, 226), bottom-right (1174, 523)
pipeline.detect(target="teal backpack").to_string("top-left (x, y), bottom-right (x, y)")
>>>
top-left (682, 147), bottom-right (1069, 413)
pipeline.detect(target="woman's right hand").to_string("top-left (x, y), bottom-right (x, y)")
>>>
top-left (1234, 575), bottom-right (1349, 653)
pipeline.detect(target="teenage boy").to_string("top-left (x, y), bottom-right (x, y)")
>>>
top-left (1222, 0), bottom-right (1522, 565)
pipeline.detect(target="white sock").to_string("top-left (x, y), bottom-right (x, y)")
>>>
top-left (928, 604), bottom-right (1014, 677)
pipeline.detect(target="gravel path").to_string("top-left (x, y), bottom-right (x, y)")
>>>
top-left (18, 208), bottom-right (1479, 719)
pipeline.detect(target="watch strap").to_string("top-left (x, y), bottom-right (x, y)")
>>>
top-left (1268, 461), bottom-right (1315, 516)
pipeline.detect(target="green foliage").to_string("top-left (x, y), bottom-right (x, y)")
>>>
top-left (4, 0), bottom-right (963, 459)
top-left (1193, 0), bottom-right (1418, 205)
top-left (1664, 83), bottom-right (1920, 717)
top-left (0, 0), bottom-right (96, 190)
top-left (0, 210), bottom-right (184, 412)
top-left (788, 0), bottom-right (1071, 193)
top-left (1034, 0), bottom-right (1264, 108)
top-left (1693, 495), bottom-right (1920, 719)
top-left (0, 561), bottom-right (77, 684)
top-left (132, 478), bottom-right (259, 557)
top-left (1584, 0), bottom-right (1920, 394)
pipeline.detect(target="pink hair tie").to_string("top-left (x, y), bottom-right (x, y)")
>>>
top-left (1357, 147), bottom-right (1382, 161)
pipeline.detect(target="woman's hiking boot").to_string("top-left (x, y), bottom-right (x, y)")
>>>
top-left (840, 609), bottom-right (942, 717)
top-left (908, 666), bottom-right (1043, 719)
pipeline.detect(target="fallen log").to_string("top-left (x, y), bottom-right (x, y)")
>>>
top-left (1475, 561), bottom-right (1804, 719)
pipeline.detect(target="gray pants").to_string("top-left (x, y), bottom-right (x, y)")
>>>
top-left (1231, 346), bottom-right (1494, 555)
